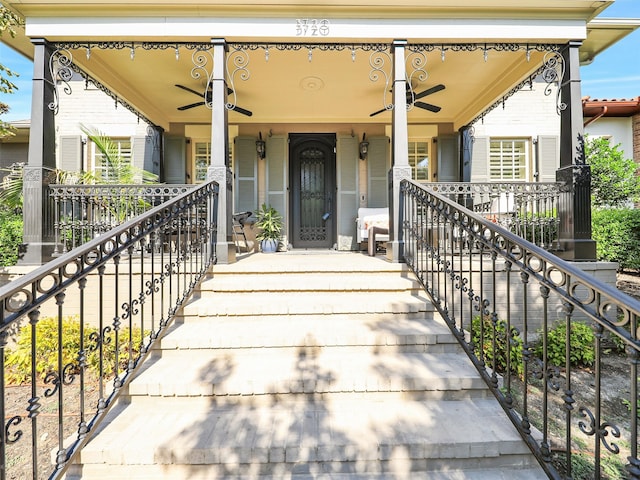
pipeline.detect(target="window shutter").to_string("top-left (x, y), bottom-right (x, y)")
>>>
top-left (234, 136), bottom-right (258, 213)
top-left (436, 134), bottom-right (460, 182)
top-left (58, 135), bottom-right (82, 172)
top-left (537, 135), bottom-right (559, 182)
top-left (470, 136), bottom-right (489, 182)
top-left (266, 135), bottom-right (287, 240)
top-left (164, 136), bottom-right (186, 184)
top-left (337, 135), bottom-right (359, 250)
top-left (367, 136), bottom-right (390, 207)
top-left (131, 136), bottom-right (152, 175)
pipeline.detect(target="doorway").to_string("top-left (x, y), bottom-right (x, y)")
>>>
top-left (289, 133), bottom-right (337, 249)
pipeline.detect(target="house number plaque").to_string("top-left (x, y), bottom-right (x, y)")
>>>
top-left (296, 19), bottom-right (330, 37)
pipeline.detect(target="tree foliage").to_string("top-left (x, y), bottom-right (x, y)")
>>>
top-left (0, 5), bottom-right (24, 137)
top-left (585, 135), bottom-right (640, 207)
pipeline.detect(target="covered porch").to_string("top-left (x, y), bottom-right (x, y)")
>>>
top-left (2, 1), bottom-right (633, 265)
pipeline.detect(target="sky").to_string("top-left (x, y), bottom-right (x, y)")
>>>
top-left (0, 1), bottom-right (639, 122)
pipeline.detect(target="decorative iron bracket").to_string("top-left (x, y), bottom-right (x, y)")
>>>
top-left (47, 47), bottom-right (74, 114)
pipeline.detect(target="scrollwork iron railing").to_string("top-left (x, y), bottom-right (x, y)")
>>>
top-left (0, 180), bottom-right (218, 480)
top-left (49, 184), bottom-right (194, 254)
top-left (400, 179), bottom-right (640, 479)
top-left (426, 182), bottom-right (563, 250)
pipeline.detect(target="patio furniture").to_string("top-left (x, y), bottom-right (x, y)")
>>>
top-left (357, 207), bottom-right (389, 255)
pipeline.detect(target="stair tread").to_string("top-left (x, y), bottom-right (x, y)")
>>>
top-left (80, 398), bottom-right (531, 465)
top-left (129, 350), bottom-right (485, 396)
top-left (200, 272), bottom-right (420, 292)
top-left (161, 315), bottom-right (457, 349)
top-left (184, 291), bottom-right (434, 316)
top-left (211, 254), bottom-right (408, 274)
top-left (69, 465), bottom-right (548, 480)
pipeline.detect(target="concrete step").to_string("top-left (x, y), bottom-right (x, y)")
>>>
top-left (68, 465), bottom-right (548, 480)
top-left (200, 271), bottom-right (422, 293)
top-left (183, 291), bottom-right (433, 317)
top-left (74, 398), bottom-right (542, 478)
top-left (160, 315), bottom-right (459, 352)
top-left (127, 349), bottom-right (487, 400)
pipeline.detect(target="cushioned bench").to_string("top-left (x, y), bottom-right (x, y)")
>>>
top-left (356, 208), bottom-right (389, 255)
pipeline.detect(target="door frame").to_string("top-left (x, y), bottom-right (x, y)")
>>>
top-left (288, 133), bottom-right (337, 249)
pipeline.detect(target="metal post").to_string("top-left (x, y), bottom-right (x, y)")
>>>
top-left (208, 38), bottom-right (236, 264)
top-left (20, 39), bottom-right (57, 265)
top-left (387, 40), bottom-right (412, 263)
top-left (556, 41), bottom-right (596, 261)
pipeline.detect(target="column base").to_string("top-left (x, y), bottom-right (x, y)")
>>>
top-left (18, 242), bottom-right (56, 266)
top-left (216, 241), bottom-right (237, 264)
top-left (385, 240), bottom-right (405, 263)
top-left (555, 238), bottom-right (597, 262)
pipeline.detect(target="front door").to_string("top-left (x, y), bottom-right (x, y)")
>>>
top-left (289, 133), bottom-right (336, 249)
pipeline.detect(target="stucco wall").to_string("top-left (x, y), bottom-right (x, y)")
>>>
top-left (585, 116), bottom-right (635, 160)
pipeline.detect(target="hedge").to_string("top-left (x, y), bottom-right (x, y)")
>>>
top-left (592, 208), bottom-right (640, 271)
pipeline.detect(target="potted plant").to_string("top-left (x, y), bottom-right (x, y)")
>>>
top-left (255, 203), bottom-right (283, 253)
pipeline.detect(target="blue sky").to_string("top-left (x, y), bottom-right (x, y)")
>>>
top-left (1, 1), bottom-right (639, 122)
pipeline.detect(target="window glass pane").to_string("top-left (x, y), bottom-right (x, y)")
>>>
top-left (489, 139), bottom-right (528, 181)
top-left (408, 141), bottom-right (429, 181)
top-left (193, 141), bottom-right (233, 183)
top-left (194, 142), bottom-right (210, 183)
top-left (94, 139), bottom-right (132, 183)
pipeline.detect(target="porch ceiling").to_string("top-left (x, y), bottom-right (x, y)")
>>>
top-left (59, 43), bottom-right (549, 131)
top-left (1, 0), bottom-right (635, 133)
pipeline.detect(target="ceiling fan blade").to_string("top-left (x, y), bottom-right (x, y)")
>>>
top-left (229, 105), bottom-right (253, 117)
top-left (369, 107), bottom-right (390, 117)
top-left (177, 101), bottom-right (205, 111)
top-left (414, 84), bottom-right (446, 101)
top-left (414, 101), bottom-right (441, 113)
top-left (175, 84), bottom-right (203, 97)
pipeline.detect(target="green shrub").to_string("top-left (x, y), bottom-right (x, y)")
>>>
top-left (471, 315), bottom-right (524, 378)
top-left (0, 209), bottom-right (23, 266)
top-left (536, 321), bottom-right (595, 368)
top-left (592, 208), bottom-right (640, 271)
top-left (5, 316), bottom-right (147, 385)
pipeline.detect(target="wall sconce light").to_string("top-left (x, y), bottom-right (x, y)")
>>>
top-left (359, 133), bottom-right (369, 160)
top-left (256, 132), bottom-right (266, 159)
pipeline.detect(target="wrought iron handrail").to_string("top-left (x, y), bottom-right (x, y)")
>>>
top-left (400, 179), bottom-right (640, 479)
top-left (49, 184), bottom-right (195, 254)
top-left (426, 182), bottom-right (564, 250)
top-left (0, 180), bottom-right (218, 480)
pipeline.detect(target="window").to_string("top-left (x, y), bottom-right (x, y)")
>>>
top-left (193, 141), bottom-right (234, 183)
top-left (194, 142), bottom-right (211, 183)
top-left (408, 141), bottom-right (429, 181)
top-left (490, 139), bottom-right (528, 181)
top-left (92, 138), bottom-right (132, 183)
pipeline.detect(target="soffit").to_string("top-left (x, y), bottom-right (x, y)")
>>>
top-left (581, 18), bottom-right (640, 64)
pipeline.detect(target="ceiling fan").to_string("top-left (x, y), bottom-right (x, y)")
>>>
top-left (370, 83), bottom-right (445, 117)
top-left (175, 84), bottom-right (253, 117)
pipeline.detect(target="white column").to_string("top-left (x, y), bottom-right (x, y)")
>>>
top-left (208, 38), bottom-right (236, 264)
top-left (387, 40), bottom-right (412, 263)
